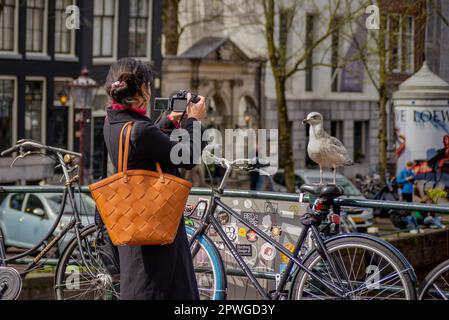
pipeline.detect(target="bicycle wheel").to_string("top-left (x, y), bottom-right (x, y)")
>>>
top-left (290, 236), bottom-right (416, 300)
top-left (419, 259), bottom-right (449, 300)
top-left (54, 224), bottom-right (120, 300)
top-left (186, 226), bottom-right (226, 300)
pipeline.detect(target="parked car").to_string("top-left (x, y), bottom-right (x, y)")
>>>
top-left (270, 170), bottom-right (374, 231)
top-left (0, 192), bottom-right (95, 255)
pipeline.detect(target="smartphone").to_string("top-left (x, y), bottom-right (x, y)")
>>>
top-left (171, 97), bottom-right (188, 112)
top-left (154, 98), bottom-right (170, 111)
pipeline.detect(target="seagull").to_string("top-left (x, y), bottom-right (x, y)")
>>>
top-left (302, 112), bottom-right (353, 185)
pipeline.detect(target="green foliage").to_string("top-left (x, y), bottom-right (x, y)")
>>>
top-left (426, 188), bottom-right (447, 204)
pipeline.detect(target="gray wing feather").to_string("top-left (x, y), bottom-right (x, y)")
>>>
top-left (328, 137), bottom-right (353, 164)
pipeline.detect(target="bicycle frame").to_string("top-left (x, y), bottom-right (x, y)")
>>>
top-left (189, 193), bottom-right (348, 300)
top-left (0, 151), bottom-right (95, 278)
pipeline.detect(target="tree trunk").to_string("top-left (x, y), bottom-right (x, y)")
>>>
top-left (163, 0), bottom-right (180, 55)
top-left (377, 10), bottom-right (388, 184)
top-left (274, 76), bottom-right (296, 193)
top-left (378, 91), bottom-right (388, 184)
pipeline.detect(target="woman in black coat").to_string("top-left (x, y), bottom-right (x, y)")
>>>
top-left (102, 58), bottom-right (206, 300)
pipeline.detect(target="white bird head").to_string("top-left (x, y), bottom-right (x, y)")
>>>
top-left (302, 112), bottom-right (323, 126)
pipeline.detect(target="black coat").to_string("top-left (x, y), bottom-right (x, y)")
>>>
top-left (103, 108), bottom-right (203, 300)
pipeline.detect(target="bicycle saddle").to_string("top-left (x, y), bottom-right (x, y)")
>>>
top-left (300, 184), bottom-right (344, 198)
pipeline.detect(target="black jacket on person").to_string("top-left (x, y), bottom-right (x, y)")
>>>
top-left (103, 107), bottom-right (204, 300)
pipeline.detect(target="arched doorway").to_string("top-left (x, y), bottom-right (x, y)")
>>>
top-left (238, 95), bottom-right (258, 129)
top-left (205, 93), bottom-right (228, 131)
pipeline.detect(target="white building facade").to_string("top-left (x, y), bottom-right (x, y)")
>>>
top-left (172, 0), bottom-right (449, 177)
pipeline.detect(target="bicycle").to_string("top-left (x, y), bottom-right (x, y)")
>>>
top-left (418, 259), bottom-right (449, 300)
top-left (0, 139), bottom-right (119, 300)
top-left (186, 151), bottom-right (417, 300)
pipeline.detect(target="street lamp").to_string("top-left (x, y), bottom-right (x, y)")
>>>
top-left (58, 88), bottom-right (69, 106)
top-left (67, 67), bottom-right (98, 185)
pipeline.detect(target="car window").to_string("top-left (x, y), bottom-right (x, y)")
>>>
top-left (46, 194), bottom-right (95, 216)
top-left (336, 178), bottom-right (362, 196)
top-left (24, 195), bottom-right (46, 216)
top-left (9, 194), bottom-right (25, 211)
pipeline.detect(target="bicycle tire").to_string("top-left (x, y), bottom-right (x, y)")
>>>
top-left (290, 236), bottom-right (417, 300)
top-left (418, 259), bottom-right (449, 300)
top-left (54, 224), bottom-right (120, 300)
top-left (186, 226), bottom-right (227, 300)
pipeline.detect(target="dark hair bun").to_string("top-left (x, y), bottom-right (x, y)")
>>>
top-left (105, 58), bottom-right (154, 105)
top-left (109, 72), bottom-right (140, 103)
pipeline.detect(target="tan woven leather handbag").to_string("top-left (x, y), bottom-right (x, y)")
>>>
top-left (89, 121), bottom-right (192, 246)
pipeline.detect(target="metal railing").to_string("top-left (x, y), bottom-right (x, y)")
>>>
top-left (2, 185), bottom-right (449, 288)
top-left (1, 186), bottom-right (449, 214)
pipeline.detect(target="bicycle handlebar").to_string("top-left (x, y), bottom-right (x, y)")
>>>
top-left (0, 145), bottom-right (19, 157)
top-left (203, 150), bottom-right (270, 171)
top-left (0, 140), bottom-right (81, 158)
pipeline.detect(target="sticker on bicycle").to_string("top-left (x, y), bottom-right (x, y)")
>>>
top-left (365, 265), bottom-right (381, 290)
top-left (264, 200), bottom-right (278, 214)
top-left (214, 241), bottom-right (225, 250)
top-left (260, 243), bottom-right (276, 261)
top-left (246, 230), bottom-right (258, 243)
top-left (244, 199), bottom-right (253, 209)
top-left (261, 215), bottom-right (272, 230)
top-left (208, 226), bottom-right (218, 237)
top-left (288, 204), bottom-right (300, 215)
top-left (236, 244), bottom-right (252, 257)
top-left (238, 227), bottom-right (247, 237)
top-left (224, 224), bottom-right (238, 243)
top-left (184, 203), bottom-right (195, 216)
top-left (195, 199), bottom-right (209, 218)
top-left (243, 212), bottom-right (258, 227)
top-left (280, 243), bottom-right (295, 263)
top-left (270, 226), bottom-right (282, 238)
top-left (217, 211), bottom-right (230, 225)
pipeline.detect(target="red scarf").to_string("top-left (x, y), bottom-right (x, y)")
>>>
top-left (111, 102), bottom-right (147, 116)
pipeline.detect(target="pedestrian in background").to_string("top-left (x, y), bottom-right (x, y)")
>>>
top-left (397, 161), bottom-right (416, 202)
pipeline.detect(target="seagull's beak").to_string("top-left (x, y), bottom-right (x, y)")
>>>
top-left (302, 118), bottom-right (309, 125)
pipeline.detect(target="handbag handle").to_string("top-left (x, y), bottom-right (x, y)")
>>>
top-left (117, 121), bottom-right (164, 183)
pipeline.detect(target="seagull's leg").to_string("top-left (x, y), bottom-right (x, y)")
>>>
top-left (333, 167), bottom-right (336, 185)
top-left (320, 165), bottom-right (323, 185)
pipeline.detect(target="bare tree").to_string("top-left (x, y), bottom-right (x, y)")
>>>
top-left (262, 0), bottom-right (364, 192)
top-left (342, 0), bottom-right (427, 183)
top-left (163, 0), bottom-right (243, 55)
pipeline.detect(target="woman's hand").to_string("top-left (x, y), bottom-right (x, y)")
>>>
top-left (187, 95), bottom-right (206, 121)
top-left (168, 111), bottom-right (184, 122)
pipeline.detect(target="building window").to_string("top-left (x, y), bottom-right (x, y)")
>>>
top-left (93, 0), bottom-right (117, 59)
top-left (47, 80), bottom-right (71, 149)
top-left (354, 121), bottom-right (369, 163)
top-left (26, 0), bottom-right (48, 54)
top-left (0, 79), bottom-right (15, 150)
top-left (331, 120), bottom-right (344, 143)
top-left (25, 80), bottom-right (45, 142)
top-left (55, 0), bottom-right (76, 55)
top-left (404, 16), bottom-right (414, 73)
top-left (331, 19), bottom-right (340, 92)
top-left (129, 0), bottom-right (151, 58)
top-left (305, 14), bottom-right (314, 92)
top-left (0, 0), bottom-right (18, 52)
top-left (387, 14), bottom-right (414, 74)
